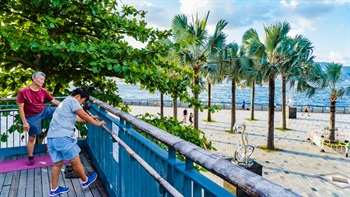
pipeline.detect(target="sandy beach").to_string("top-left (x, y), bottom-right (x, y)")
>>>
top-left (129, 105), bottom-right (350, 197)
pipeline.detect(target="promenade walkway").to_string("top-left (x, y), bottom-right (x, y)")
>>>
top-left (130, 106), bottom-right (350, 197)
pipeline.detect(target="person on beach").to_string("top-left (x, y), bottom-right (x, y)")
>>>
top-left (242, 100), bottom-right (246, 109)
top-left (47, 88), bottom-right (106, 196)
top-left (302, 105), bottom-right (310, 116)
top-left (189, 112), bottom-right (194, 126)
top-left (183, 107), bottom-right (188, 123)
top-left (17, 71), bottom-right (61, 166)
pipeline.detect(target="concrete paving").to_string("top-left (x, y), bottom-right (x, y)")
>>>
top-left (129, 106), bottom-right (350, 197)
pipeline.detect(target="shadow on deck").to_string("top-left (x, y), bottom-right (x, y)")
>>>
top-left (0, 147), bottom-right (108, 197)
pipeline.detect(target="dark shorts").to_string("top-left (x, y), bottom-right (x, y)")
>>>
top-left (26, 107), bottom-right (56, 136)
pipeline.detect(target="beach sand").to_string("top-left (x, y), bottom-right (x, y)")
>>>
top-left (129, 105), bottom-right (350, 197)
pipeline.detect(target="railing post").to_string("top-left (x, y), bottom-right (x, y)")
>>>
top-left (167, 148), bottom-right (176, 187)
top-left (185, 159), bottom-right (193, 171)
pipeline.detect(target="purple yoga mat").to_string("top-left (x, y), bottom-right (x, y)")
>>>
top-left (0, 155), bottom-right (68, 174)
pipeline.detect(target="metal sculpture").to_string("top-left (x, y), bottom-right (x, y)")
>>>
top-left (232, 124), bottom-right (255, 167)
top-left (233, 122), bottom-right (245, 133)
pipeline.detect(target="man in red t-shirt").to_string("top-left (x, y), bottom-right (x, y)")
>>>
top-left (17, 71), bottom-right (61, 166)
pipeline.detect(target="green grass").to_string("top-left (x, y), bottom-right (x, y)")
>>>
top-left (225, 130), bottom-right (242, 134)
top-left (258, 146), bottom-right (282, 152)
top-left (204, 119), bottom-right (216, 123)
top-left (276, 127), bottom-right (292, 132)
top-left (225, 130), bottom-right (233, 134)
top-left (245, 118), bottom-right (258, 121)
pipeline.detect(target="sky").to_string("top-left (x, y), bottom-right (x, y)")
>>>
top-left (120, 0), bottom-right (350, 66)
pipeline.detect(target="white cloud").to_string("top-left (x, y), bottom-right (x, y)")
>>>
top-left (328, 52), bottom-right (345, 64)
top-left (280, 0), bottom-right (298, 7)
top-left (323, 0), bottom-right (350, 5)
top-left (288, 23), bottom-right (304, 37)
top-left (179, 0), bottom-right (214, 16)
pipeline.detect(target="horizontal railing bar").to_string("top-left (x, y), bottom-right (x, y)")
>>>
top-left (85, 109), bottom-right (184, 197)
top-left (90, 96), bottom-right (300, 197)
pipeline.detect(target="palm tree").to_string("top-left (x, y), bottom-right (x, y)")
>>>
top-left (242, 22), bottom-right (291, 149)
top-left (218, 42), bottom-right (245, 132)
top-left (199, 63), bottom-right (221, 122)
top-left (239, 56), bottom-right (263, 120)
top-left (307, 62), bottom-right (350, 140)
top-left (172, 11), bottom-right (227, 129)
top-left (276, 35), bottom-right (315, 129)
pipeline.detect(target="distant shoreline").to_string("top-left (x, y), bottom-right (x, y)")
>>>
top-left (123, 99), bottom-right (350, 114)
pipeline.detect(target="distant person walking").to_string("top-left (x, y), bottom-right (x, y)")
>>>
top-left (189, 112), bottom-right (194, 126)
top-left (302, 105), bottom-right (310, 117)
top-left (183, 107), bottom-right (188, 123)
top-left (242, 100), bottom-right (246, 110)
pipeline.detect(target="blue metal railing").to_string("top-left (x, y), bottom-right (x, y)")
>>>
top-left (0, 97), bottom-right (300, 197)
top-left (87, 96), bottom-right (300, 197)
top-left (86, 102), bottom-right (234, 197)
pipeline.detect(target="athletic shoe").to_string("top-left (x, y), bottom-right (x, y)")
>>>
top-left (50, 186), bottom-right (70, 196)
top-left (82, 173), bottom-right (97, 188)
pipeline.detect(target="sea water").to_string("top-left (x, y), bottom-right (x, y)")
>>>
top-left (116, 67), bottom-right (350, 108)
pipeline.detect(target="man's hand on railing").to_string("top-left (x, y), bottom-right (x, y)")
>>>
top-left (91, 115), bottom-right (99, 120)
top-left (97, 121), bottom-right (106, 127)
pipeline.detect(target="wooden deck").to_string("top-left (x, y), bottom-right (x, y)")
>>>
top-left (0, 147), bottom-right (109, 197)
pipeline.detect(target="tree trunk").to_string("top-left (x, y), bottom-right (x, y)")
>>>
top-left (193, 75), bottom-right (199, 129)
top-left (160, 93), bottom-right (164, 118)
top-left (207, 83), bottom-right (212, 122)
top-left (230, 79), bottom-right (236, 132)
top-left (173, 98), bottom-right (178, 119)
top-left (267, 76), bottom-right (275, 149)
top-left (281, 76), bottom-right (287, 129)
top-left (250, 81), bottom-right (255, 120)
top-left (329, 100), bottom-right (336, 141)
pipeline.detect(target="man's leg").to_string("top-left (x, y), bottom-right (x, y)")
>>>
top-left (51, 160), bottom-right (64, 189)
top-left (70, 156), bottom-right (87, 182)
top-left (27, 136), bottom-right (36, 157)
top-left (26, 135), bottom-right (36, 165)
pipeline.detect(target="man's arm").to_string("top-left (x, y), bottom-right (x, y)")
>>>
top-left (75, 108), bottom-right (105, 126)
top-left (50, 98), bottom-right (61, 106)
top-left (18, 103), bottom-right (30, 131)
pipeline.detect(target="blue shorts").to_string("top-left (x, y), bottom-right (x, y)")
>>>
top-left (47, 137), bottom-right (81, 163)
top-left (26, 107), bottom-right (56, 136)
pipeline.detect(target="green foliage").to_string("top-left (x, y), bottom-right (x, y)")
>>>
top-left (1, 132), bottom-right (8, 142)
top-left (0, 0), bottom-right (178, 106)
top-left (136, 113), bottom-right (216, 170)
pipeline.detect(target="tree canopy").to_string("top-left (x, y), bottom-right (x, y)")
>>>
top-left (0, 0), bottom-right (186, 105)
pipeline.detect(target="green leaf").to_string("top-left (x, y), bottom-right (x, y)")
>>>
top-left (1, 133), bottom-right (7, 142)
top-left (113, 64), bottom-right (121, 72)
top-left (92, 66), bottom-right (99, 73)
top-left (11, 43), bottom-right (21, 51)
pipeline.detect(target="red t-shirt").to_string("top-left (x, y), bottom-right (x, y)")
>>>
top-left (16, 86), bottom-right (53, 117)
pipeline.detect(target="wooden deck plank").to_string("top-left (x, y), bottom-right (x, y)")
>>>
top-left (80, 148), bottom-right (108, 197)
top-left (34, 166), bottom-right (43, 196)
top-left (8, 157), bottom-right (20, 197)
top-left (41, 166), bottom-right (51, 197)
top-left (17, 170), bottom-right (27, 196)
top-left (26, 168), bottom-right (35, 196)
top-left (0, 156), bottom-right (8, 194)
top-left (0, 148), bottom-right (108, 197)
